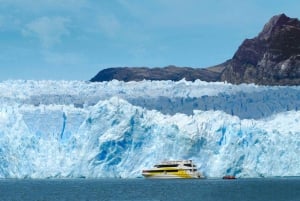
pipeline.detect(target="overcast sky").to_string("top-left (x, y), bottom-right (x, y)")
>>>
top-left (0, 0), bottom-right (299, 80)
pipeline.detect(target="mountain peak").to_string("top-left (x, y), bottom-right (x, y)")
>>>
top-left (258, 13), bottom-right (300, 40)
top-left (221, 13), bottom-right (300, 85)
top-left (268, 13), bottom-right (289, 24)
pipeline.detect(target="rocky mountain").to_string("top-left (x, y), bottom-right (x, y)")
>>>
top-left (220, 13), bottom-right (300, 85)
top-left (90, 14), bottom-right (300, 86)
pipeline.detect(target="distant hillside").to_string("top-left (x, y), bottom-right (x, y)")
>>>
top-left (91, 14), bottom-right (300, 86)
top-left (90, 65), bottom-right (222, 82)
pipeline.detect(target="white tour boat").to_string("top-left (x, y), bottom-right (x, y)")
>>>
top-left (142, 160), bottom-right (203, 179)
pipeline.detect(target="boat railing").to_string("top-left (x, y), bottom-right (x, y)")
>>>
top-left (160, 160), bottom-right (194, 165)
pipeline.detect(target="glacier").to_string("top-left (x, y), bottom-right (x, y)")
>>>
top-left (0, 80), bottom-right (299, 178)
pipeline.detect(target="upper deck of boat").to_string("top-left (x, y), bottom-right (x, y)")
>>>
top-left (153, 160), bottom-right (197, 168)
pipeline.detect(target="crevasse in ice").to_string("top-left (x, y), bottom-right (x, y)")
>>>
top-left (0, 80), bottom-right (299, 178)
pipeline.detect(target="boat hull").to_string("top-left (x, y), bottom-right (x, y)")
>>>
top-left (142, 170), bottom-right (201, 179)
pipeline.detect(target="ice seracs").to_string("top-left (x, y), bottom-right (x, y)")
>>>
top-left (0, 80), bottom-right (299, 178)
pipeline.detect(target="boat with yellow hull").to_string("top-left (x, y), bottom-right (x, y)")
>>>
top-left (142, 160), bottom-right (203, 179)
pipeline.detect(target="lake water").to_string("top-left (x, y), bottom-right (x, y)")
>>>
top-left (0, 178), bottom-right (299, 201)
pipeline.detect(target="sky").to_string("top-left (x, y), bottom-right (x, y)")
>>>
top-left (0, 0), bottom-right (299, 81)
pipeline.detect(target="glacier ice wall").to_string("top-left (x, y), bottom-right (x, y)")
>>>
top-left (0, 80), bottom-right (299, 178)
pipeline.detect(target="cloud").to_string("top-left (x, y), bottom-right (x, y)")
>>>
top-left (22, 16), bottom-right (70, 48)
top-left (42, 50), bottom-right (85, 65)
top-left (0, 14), bottom-right (21, 31)
top-left (0, 0), bottom-right (88, 11)
top-left (116, 0), bottom-right (265, 29)
top-left (98, 14), bottom-right (121, 38)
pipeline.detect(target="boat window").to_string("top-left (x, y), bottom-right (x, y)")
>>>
top-left (144, 169), bottom-right (179, 173)
top-left (154, 164), bottom-right (178, 168)
top-left (184, 164), bottom-right (197, 167)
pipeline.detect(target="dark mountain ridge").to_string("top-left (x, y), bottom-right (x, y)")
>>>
top-left (91, 14), bottom-right (300, 86)
top-left (90, 65), bottom-right (222, 82)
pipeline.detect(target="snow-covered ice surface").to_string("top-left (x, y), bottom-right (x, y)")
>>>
top-left (0, 80), bottom-right (299, 178)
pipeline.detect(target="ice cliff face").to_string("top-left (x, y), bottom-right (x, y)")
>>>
top-left (0, 80), bottom-right (299, 178)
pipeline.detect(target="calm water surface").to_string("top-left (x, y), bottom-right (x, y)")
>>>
top-left (0, 178), bottom-right (299, 201)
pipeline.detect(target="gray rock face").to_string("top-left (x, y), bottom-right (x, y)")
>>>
top-left (221, 14), bottom-right (300, 85)
top-left (91, 14), bottom-right (300, 86)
